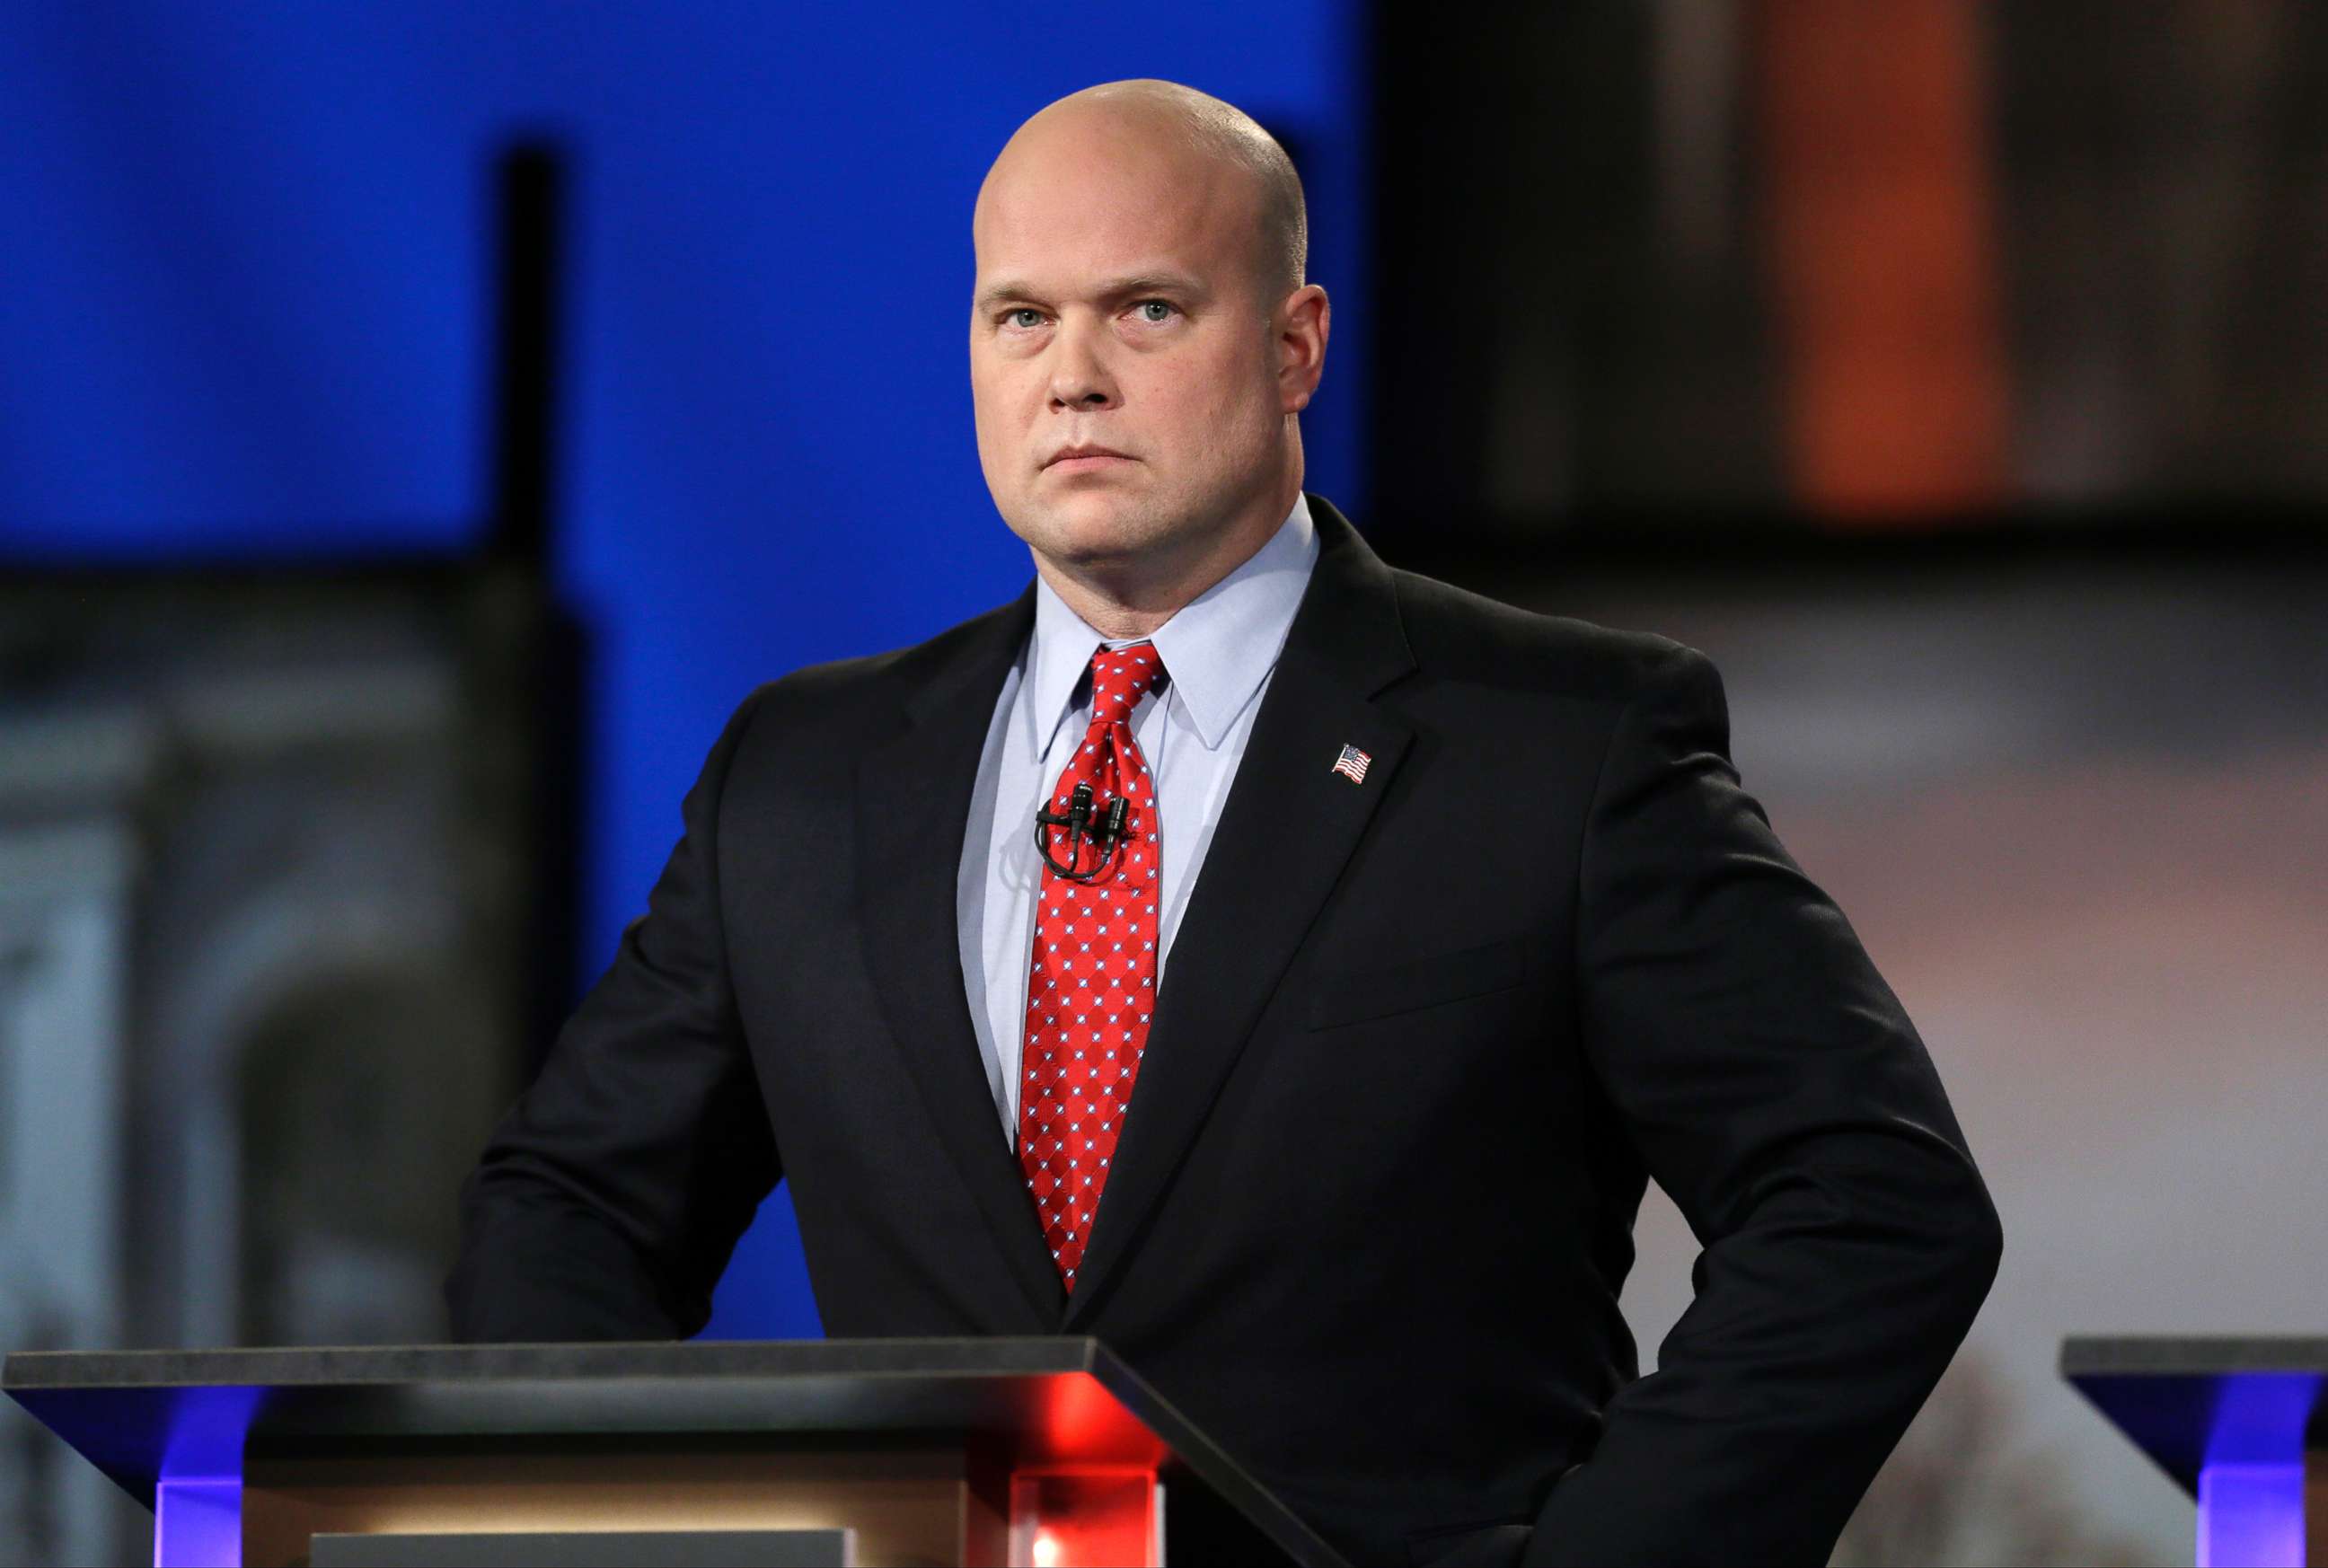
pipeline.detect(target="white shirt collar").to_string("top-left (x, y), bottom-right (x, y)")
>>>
top-left (1024, 492), bottom-right (1318, 753)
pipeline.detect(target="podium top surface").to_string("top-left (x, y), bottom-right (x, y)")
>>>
top-left (2, 1335), bottom-right (1126, 1392)
top-left (4, 1337), bottom-right (1348, 1566)
top-left (2059, 1335), bottom-right (2328, 1496)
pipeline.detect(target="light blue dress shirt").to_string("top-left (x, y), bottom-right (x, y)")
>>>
top-left (956, 494), bottom-right (1319, 1146)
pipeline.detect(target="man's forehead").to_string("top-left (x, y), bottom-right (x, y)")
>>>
top-left (974, 166), bottom-right (1249, 292)
top-left (980, 144), bottom-right (1238, 230)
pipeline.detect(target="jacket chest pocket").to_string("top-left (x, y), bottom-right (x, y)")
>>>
top-left (1305, 935), bottom-right (1534, 1031)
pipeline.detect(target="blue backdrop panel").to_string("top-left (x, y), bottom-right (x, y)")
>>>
top-left (0, 2), bottom-right (1367, 1339)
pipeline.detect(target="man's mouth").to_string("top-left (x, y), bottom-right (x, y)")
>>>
top-left (1045, 445), bottom-right (1134, 469)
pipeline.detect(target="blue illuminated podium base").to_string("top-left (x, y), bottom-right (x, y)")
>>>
top-left (2062, 1335), bottom-right (2326, 1568)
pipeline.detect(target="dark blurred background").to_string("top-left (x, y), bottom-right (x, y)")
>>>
top-left (2, 4), bottom-right (2321, 1564)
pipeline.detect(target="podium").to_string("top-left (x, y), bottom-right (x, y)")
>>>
top-left (2062, 1335), bottom-right (2326, 1568)
top-left (3, 1337), bottom-right (1351, 1567)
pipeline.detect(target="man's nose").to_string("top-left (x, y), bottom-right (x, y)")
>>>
top-left (1047, 318), bottom-right (1120, 411)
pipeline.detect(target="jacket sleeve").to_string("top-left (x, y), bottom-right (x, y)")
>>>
top-left (1526, 645), bottom-right (2002, 1565)
top-left (445, 688), bottom-right (782, 1342)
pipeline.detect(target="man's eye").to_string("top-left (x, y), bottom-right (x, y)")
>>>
top-left (1133, 300), bottom-right (1177, 323)
top-left (1007, 309), bottom-right (1046, 330)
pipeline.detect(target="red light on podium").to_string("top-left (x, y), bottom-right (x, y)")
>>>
top-left (1009, 1466), bottom-right (1161, 1567)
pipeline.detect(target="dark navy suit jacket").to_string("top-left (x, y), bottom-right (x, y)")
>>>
top-left (448, 496), bottom-right (2002, 1566)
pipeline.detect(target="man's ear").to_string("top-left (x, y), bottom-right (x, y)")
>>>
top-left (1277, 284), bottom-right (1330, 413)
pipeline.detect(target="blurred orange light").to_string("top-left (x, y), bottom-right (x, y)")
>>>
top-left (1759, 0), bottom-right (2011, 521)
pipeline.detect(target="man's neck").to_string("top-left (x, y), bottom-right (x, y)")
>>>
top-left (1034, 482), bottom-right (1301, 640)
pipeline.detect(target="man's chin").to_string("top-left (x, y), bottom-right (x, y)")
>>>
top-left (1027, 494), bottom-right (1165, 559)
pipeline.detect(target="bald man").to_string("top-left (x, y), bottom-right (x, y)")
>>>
top-left (450, 81), bottom-right (2001, 1567)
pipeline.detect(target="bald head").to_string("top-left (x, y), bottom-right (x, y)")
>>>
top-left (977, 79), bottom-right (1307, 301)
top-left (967, 79), bottom-right (1330, 639)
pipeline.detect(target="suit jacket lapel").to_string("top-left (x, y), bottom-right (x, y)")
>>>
top-left (854, 585), bottom-right (1070, 1328)
top-left (1063, 498), bottom-right (1417, 1329)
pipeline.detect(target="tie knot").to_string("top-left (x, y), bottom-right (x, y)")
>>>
top-left (1088, 642), bottom-right (1167, 726)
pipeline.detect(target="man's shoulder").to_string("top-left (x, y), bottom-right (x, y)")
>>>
top-left (1383, 562), bottom-right (1706, 705)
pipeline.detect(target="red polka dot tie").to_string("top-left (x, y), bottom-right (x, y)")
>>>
top-left (1018, 642), bottom-right (1168, 1291)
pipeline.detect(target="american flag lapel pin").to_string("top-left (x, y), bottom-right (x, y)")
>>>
top-left (1330, 744), bottom-right (1371, 784)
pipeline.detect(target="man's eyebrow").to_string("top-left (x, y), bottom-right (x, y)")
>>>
top-left (974, 281), bottom-right (1040, 312)
top-left (974, 272), bottom-right (1212, 312)
top-left (1096, 272), bottom-right (1209, 301)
